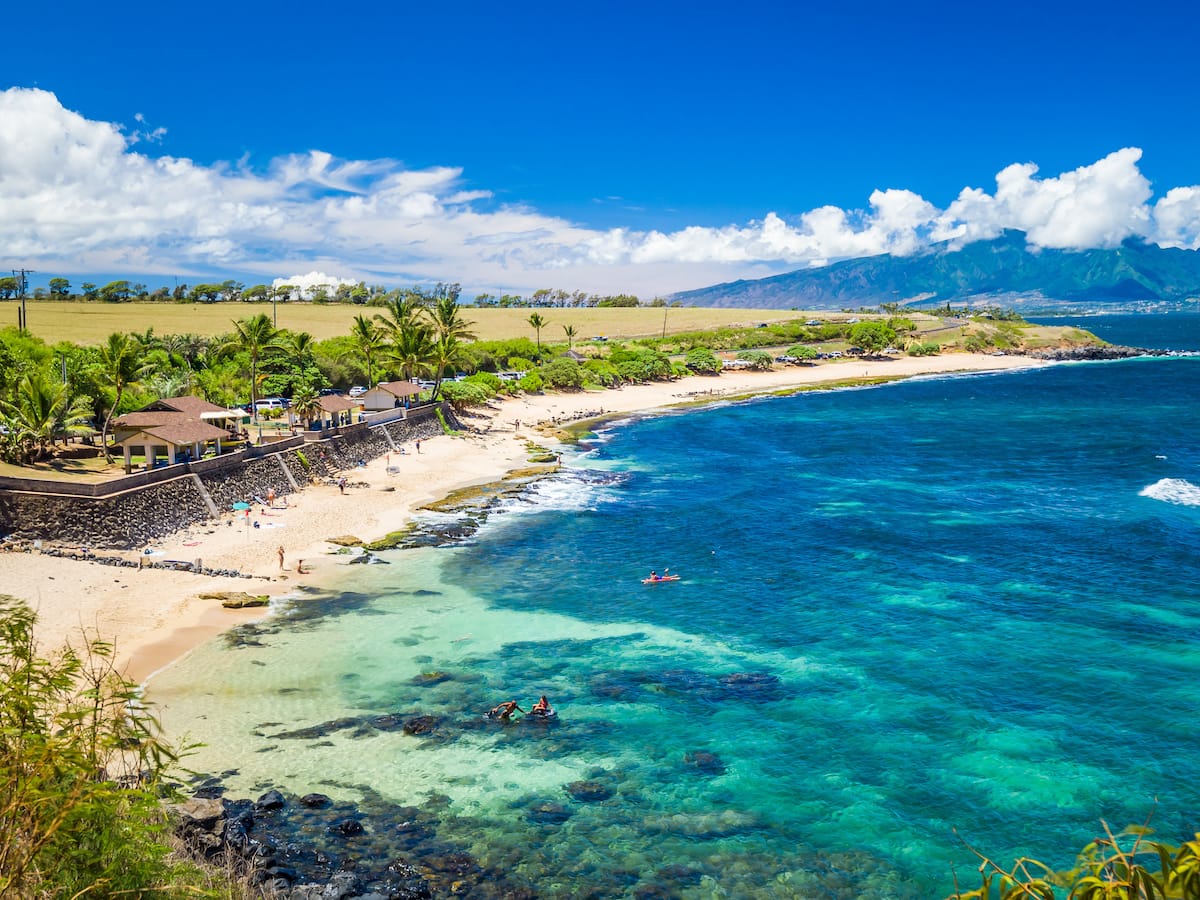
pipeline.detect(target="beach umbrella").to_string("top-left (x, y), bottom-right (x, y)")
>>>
top-left (232, 501), bottom-right (251, 511)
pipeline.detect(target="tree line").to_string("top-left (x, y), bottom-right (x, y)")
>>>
top-left (0, 293), bottom-right (695, 465)
top-left (0, 276), bottom-right (675, 309)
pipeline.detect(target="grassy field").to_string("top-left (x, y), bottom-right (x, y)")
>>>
top-left (8, 301), bottom-right (814, 345)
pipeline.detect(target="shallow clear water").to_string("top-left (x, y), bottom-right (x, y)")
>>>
top-left (152, 319), bottom-right (1200, 897)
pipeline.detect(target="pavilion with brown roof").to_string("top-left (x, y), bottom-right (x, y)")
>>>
top-left (113, 420), bottom-right (233, 471)
top-left (110, 395), bottom-right (250, 471)
top-left (310, 395), bottom-right (359, 430)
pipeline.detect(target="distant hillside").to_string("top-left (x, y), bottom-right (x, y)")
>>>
top-left (670, 231), bottom-right (1200, 310)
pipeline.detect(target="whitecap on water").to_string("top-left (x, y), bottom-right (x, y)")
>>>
top-left (1139, 477), bottom-right (1200, 507)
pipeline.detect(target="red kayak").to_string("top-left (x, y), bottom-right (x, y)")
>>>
top-left (642, 575), bottom-right (681, 584)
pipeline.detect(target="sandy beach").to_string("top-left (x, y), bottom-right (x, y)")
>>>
top-left (0, 352), bottom-right (1045, 681)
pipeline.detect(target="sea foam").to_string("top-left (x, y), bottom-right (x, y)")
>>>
top-left (1139, 477), bottom-right (1200, 507)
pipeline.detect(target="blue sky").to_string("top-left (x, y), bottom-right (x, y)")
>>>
top-left (4, 0), bottom-right (1200, 296)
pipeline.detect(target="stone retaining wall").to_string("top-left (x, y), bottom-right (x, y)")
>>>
top-left (0, 407), bottom-right (453, 549)
top-left (0, 475), bottom-right (213, 549)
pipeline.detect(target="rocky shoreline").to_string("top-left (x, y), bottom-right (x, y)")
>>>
top-left (1026, 344), bottom-right (1195, 360)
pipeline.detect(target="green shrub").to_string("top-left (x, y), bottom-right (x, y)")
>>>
top-left (964, 335), bottom-right (989, 352)
top-left (507, 356), bottom-right (536, 372)
top-left (539, 357), bottom-right (585, 389)
top-left (582, 358), bottom-right (620, 387)
top-left (736, 349), bottom-right (774, 371)
top-left (609, 347), bottom-right (673, 382)
top-left (908, 341), bottom-right (941, 356)
top-left (684, 347), bottom-right (721, 374)
top-left (434, 406), bottom-right (458, 434)
top-left (465, 371), bottom-right (502, 393)
top-left (440, 381), bottom-right (491, 408)
top-left (0, 598), bottom-right (213, 897)
top-left (517, 371), bottom-right (545, 393)
top-left (947, 824), bottom-right (1200, 900)
top-left (785, 345), bottom-right (819, 361)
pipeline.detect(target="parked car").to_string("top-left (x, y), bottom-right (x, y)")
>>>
top-left (254, 398), bottom-right (286, 412)
top-left (348, 386), bottom-right (367, 397)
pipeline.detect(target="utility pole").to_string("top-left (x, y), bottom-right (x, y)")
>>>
top-left (13, 268), bottom-right (34, 333)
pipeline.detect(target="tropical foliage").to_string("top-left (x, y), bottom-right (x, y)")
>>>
top-left (948, 822), bottom-right (1200, 900)
top-left (0, 598), bottom-right (226, 897)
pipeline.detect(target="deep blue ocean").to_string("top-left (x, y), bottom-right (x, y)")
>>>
top-left (153, 315), bottom-right (1200, 898)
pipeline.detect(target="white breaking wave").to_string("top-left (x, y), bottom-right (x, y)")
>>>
top-left (1140, 478), bottom-right (1200, 507)
top-left (510, 471), bottom-right (624, 514)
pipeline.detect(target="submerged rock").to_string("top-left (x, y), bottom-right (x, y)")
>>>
top-left (410, 671), bottom-right (453, 686)
top-left (564, 780), bottom-right (615, 802)
top-left (299, 793), bottom-right (332, 808)
top-left (402, 715), bottom-right (443, 736)
top-left (269, 716), bottom-right (363, 740)
top-left (643, 808), bottom-right (762, 838)
top-left (683, 750), bottom-right (727, 775)
top-left (526, 800), bottom-right (573, 824)
top-left (327, 817), bottom-right (364, 837)
top-left (255, 789), bottom-right (286, 810)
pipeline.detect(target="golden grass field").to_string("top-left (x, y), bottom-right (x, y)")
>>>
top-left (10, 301), bottom-right (815, 345)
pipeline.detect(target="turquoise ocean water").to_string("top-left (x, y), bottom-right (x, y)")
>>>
top-left (151, 315), bottom-right (1200, 897)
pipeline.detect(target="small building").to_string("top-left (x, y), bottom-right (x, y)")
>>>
top-left (114, 420), bottom-right (233, 471)
top-left (309, 395), bottom-right (359, 430)
top-left (112, 397), bottom-right (247, 444)
top-left (111, 396), bottom-right (249, 466)
top-left (360, 381), bottom-right (424, 412)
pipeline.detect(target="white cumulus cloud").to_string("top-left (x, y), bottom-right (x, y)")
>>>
top-left (273, 271), bottom-right (359, 299)
top-left (2, 87), bottom-right (1199, 296)
top-left (933, 148), bottom-right (1154, 249)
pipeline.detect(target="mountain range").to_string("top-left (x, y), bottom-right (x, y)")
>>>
top-left (669, 231), bottom-right (1200, 311)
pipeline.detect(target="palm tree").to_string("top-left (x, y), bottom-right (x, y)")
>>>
top-left (374, 292), bottom-right (423, 343)
top-left (0, 373), bottom-right (93, 463)
top-left (388, 322), bottom-right (435, 383)
top-left (290, 383), bottom-right (322, 429)
top-left (95, 332), bottom-right (145, 461)
top-left (528, 312), bottom-right (547, 357)
top-left (562, 324), bottom-right (577, 350)
top-left (350, 314), bottom-right (384, 388)
top-left (285, 330), bottom-right (317, 362)
top-left (429, 335), bottom-right (469, 400)
top-left (225, 314), bottom-right (280, 421)
top-left (427, 295), bottom-right (476, 342)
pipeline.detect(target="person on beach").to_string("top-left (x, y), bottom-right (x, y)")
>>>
top-left (337, 477), bottom-right (346, 495)
top-left (267, 487), bottom-right (276, 507)
top-left (277, 545), bottom-right (285, 571)
top-left (415, 439), bottom-right (421, 454)
top-left (296, 559), bottom-right (305, 574)
top-left (490, 700), bottom-right (523, 721)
